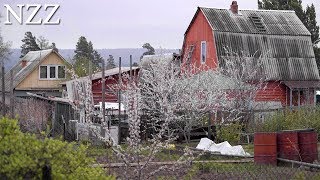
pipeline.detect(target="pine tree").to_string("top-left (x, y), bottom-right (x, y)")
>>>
top-left (73, 36), bottom-right (99, 76)
top-left (140, 43), bottom-right (155, 60)
top-left (93, 50), bottom-right (103, 67)
top-left (20, 32), bottom-right (40, 58)
top-left (74, 36), bottom-right (91, 59)
top-left (305, 4), bottom-right (319, 44)
top-left (106, 55), bottom-right (116, 70)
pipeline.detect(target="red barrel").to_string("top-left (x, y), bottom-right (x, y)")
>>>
top-left (254, 132), bottom-right (277, 165)
top-left (298, 130), bottom-right (318, 163)
top-left (277, 131), bottom-right (300, 161)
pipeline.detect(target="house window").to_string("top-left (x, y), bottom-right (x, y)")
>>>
top-left (58, 66), bottom-right (65, 79)
top-left (40, 66), bottom-right (47, 79)
top-left (39, 65), bottom-right (66, 80)
top-left (49, 66), bottom-right (56, 79)
top-left (200, 41), bottom-right (207, 63)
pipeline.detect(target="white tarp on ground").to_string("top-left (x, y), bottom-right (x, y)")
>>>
top-left (196, 138), bottom-right (250, 156)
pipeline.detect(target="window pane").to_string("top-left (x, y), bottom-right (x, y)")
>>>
top-left (40, 66), bottom-right (47, 79)
top-left (58, 66), bottom-right (65, 79)
top-left (50, 66), bottom-right (56, 78)
top-left (201, 42), bottom-right (206, 63)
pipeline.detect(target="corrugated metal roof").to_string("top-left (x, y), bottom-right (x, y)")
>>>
top-left (214, 32), bottom-right (319, 81)
top-left (283, 81), bottom-right (320, 88)
top-left (1, 49), bottom-right (60, 91)
top-left (200, 7), bottom-right (310, 36)
top-left (91, 67), bottom-right (139, 80)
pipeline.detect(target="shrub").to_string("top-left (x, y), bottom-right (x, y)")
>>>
top-left (0, 117), bottom-right (114, 179)
top-left (216, 122), bottom-right (242, 145)
top-left (256, 107), bottom-right (320, 135)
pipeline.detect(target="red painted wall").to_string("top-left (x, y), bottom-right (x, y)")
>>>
top-left (91, 69), bottom-right (139, 104)
top-left (182, 10), bottom-right (218, 69)
top-left (255, 82), bottom-right (287, 105)
top-left (182, 9), bottom-right (317, 107)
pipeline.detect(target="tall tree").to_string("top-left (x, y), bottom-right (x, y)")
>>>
top-left (0, 34), bottom-right (11, 62)
top-left (74, 36), bottom-right (92, 59)
top-left (305, 4), bottom-right (320, 44)
top-left (106, 55), bottom-right (116, 70)
top-left (93, 50), bottom-right (103, 67)
top-left (37, 36), bottom-right (50, 50)
top-left (140, 43), bottom-right (155, 59)
top-left (73, 36), bottom-right (101, 76)
top-left (20, 32), bottom-right (40, 58)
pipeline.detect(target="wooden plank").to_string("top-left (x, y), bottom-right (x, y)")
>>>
top-left (93, 159), bottom-right (254, 168)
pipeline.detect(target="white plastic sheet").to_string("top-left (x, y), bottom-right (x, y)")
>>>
top-left (196, 138), bottom-right (250, 156)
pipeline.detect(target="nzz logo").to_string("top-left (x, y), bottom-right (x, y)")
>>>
top-left (4, 4), bottom-right (61, 25)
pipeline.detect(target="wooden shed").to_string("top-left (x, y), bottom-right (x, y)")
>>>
top-left (181, 1), bottom-right (320, 108)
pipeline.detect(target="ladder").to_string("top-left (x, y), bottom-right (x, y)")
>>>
top-left (184, 45), bottom-right (195, 65)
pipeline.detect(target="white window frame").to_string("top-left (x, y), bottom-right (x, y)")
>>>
top-left (39, 65), bottom-right (66, 80)
top-left (200, 41), bottom-right (207, 64)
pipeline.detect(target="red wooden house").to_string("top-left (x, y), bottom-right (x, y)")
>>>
top-left (91, 67), bottom-right (139, 104)
top-left (181, 1), bottom-right (320, 108)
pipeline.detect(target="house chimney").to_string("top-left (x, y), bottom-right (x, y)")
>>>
top-left (230, 1), bottom-right (238, 14)
top-left (21, 60), bottom-right (27, 68)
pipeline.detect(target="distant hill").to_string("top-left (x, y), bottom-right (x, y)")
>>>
top-left (5, 48), bottom-right (179, 71)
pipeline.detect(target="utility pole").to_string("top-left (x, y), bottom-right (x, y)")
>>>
top-left (102, 59), bottom-right (106, 128)
top-left (130, 55), bottom-right (132, 81)
top-left (1, 59), bottom-right (5, 117)
top-left (10, 70), bottom-right (14, 118)
top-left (118, 57), bottom-right (122, 144)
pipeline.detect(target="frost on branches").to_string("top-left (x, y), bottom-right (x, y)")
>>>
top-left (67, 50), bottom-right (267, 179)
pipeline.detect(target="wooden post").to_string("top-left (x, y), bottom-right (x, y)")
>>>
top-left (102, 59), bottom-right (107, 128)
top-left (314, 89), bottom-right (317, 106)
top-left (118, 57), bottom-right (122, 144)
top-left (290, 88), bottom-right (293, 109)
top-left (298, 89), bottom-right (301, 109)
top-left (1, 60), bottom-right (5, 117)
top-left (307, 88), bottom-right (310, 106)
top-left (130, 55), bottom-right (132, 80)
top-left (10, 70), bottom-right (14, 118)
top-left (208, 112), bottom-right (212, 139)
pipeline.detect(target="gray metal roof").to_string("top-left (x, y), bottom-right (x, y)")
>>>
top-left (200, 7), bottom-right (310, 36)
top-left (193, 7), bottom-right (319, 81)
top-left (1, 49), bottom-right (60, 92)
top-left (214, 32), bottom-right (319, 81)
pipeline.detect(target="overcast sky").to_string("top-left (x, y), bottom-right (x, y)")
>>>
top-left (1, 0), bottom-right (319, 49)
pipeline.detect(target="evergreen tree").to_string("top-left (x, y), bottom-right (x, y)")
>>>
top-left (74, 36), bottom-right (91, 59)
top-left (305, 4), bottom-right (319, 44)
top-left (140, 43), bottom-right (155, 59)
top-left (20, 32), bottom-right (40, 58)
top-left (73, 36), bottom-right (100, 76)
top-left (93, 50), bottom-right (103, 67)
top-left (142, 43), bottom-right (155, 56)
top-left (50, 43), bottom-right (58, 52)
top-left (106, 55), bottom-right (116, 70)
